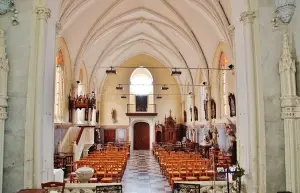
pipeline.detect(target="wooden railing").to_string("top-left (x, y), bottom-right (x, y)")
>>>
top-left (76, 127), bottom-right (85, 145)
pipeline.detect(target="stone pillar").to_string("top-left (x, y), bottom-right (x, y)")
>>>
top-left (240, 10), bottom-right (259, 193)
top-left (0, 29), bottom-right (8, 193)
top-left (279, 31), bottom-right (300, 193)
top-left (34, 5), bottom-right (53, 187)
top-left (91, 108), bottom-right (96, 125)
top-left (23, 2), bottom-right (58, 187)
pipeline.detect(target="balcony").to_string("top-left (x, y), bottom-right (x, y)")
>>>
top-left (126, 104), bottom-right (158, 116)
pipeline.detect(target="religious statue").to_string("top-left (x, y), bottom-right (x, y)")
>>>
top-left (204, 100), bottom-right (208, 121)
top-left (194, 106), bottom-right (198, 121)
top-left (189, 107), bottom-right (193, 121)
top-left (210, 126), bottom-right (219, 148)
top-left (211, 99), bottom-right (216, 119)
top-left (111, 108), bottom-right (117, 123)
top-left (228, 93), bottom-right (236, 117)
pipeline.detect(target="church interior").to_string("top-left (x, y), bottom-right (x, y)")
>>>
top-left (1, 0), bottom-right (300, 193)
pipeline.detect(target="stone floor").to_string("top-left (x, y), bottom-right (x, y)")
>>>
top-left (122, 150), bottom-right (172, 193)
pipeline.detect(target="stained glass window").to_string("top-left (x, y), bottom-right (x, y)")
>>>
top-left (54, 50), bottom-right (65, 122)
top-left (219, 52), bottom-right (227, 117)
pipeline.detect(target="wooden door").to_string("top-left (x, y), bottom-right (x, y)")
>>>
top-left (104, 129), bottom-right (115, 143)
top-left (134, 122), bottom-right (150, 150)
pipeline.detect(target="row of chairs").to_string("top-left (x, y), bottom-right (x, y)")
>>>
top-left (156, 149), bottom-right (214, 188)
top-left (70, 149), bottom-right (129, 183)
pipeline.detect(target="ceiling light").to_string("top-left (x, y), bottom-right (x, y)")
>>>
top-left (161, 85), bottom-right (169, 90)
top-left (106, 66), bottom-right (116, 74)
top-left (171, 68), bottom-right (182, 76)
top-left (116, 84), bottom-right (123, 90)
top-left (156, 95), bottom-right (162, 99)
top-left (121, 95), bottom-right (127, 99)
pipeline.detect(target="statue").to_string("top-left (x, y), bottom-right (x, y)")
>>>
top-left (210, 125), bottom-right (219, 148)
top-left (111, 108), bottom-right (117, 123)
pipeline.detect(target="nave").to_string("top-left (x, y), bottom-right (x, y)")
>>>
top-left (122, 151), bottom-right (172, 193)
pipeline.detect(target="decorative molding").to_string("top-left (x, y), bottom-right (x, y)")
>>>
top-left (279, 32), bottom-right (296, 73)
top-left (275, 0), bottom-right (296, 23)
top-left (56, 22), bottom-right (62, 35)
top-left (279, 31), bottom-right (300, 192)
top-left (0, 29), bottom-right (8, 73)
top-left (0, 26), bottom-right (8, 193)
top-left (35, 7), bottom-right (51, 20)
top-left (240, 11), bottom-right (256, 24)
top-left (0, 107), bottom-right (7, 120)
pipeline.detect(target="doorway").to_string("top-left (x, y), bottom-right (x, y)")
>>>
top-left (156, 131), bottom-right (162, 143)
top-left (104, 129), bottom-right (115, 143)
top-left (134, 122), bottom-right (150, 150)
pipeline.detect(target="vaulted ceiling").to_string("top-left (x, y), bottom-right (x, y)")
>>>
top-left (59, 0), bottom-right (232, 92)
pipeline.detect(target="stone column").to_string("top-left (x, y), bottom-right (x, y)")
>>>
top-left (240, 10), bottom-right (258, 193)
top-left (90, 108), bottom-right (97, 125)
top-left (279, 31), bottom-right (300, 193)
top-left (23, 4), bottom-right (56, 188)
top-left (0, 29), bottom-right (8, 193)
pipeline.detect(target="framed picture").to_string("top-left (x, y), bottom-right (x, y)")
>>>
top-left (228, 93), bottom-right (236, 117)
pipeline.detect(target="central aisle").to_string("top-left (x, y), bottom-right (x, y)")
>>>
top-left (122, 150), bottom-right (172, 193)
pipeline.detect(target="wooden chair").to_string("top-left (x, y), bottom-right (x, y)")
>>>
top-left (41, 182), bottom-right (65, 193)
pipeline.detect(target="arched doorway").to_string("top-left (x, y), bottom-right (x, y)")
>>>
top-left (134, 122), bottom-right (150, 150)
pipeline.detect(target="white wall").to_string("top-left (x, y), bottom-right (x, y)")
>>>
top-left (100, 54), bottom-right (182, 126)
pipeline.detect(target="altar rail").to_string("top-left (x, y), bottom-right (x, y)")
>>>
top-left (64, 183), bottom-right (122, 193)
top-left (174, 181), bottom-right (245, 193)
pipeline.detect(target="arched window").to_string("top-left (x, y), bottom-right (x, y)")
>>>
top-left (130, 68), bottom-right (154, 112)
top-left (54, 50), bottom-right (65, 122)
top-left (219, 52), bottom-right (228, 117)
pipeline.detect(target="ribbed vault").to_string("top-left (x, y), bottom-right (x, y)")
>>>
top-left (59, 0), bottom-right (232, 94)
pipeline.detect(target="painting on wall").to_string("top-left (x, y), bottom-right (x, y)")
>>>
top-left (228, 93), bottom-right (236, 117)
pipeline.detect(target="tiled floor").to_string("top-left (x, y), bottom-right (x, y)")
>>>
top-left (122, 150), bottom-right (172, 193)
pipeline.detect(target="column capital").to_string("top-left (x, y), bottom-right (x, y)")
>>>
top-left (35, 7), bottom-right (51, 20)
top-left (0, 107), bottom-right (7, 120)
top-left (228, 25), bottom-right (235, 36)
top-left (240, 11), bottom-right (256, 24)
top-left (56, 22), bottom-right (62, 35)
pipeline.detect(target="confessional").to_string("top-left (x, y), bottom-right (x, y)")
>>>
top-left (155, 111), bottom-right (187, 143)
